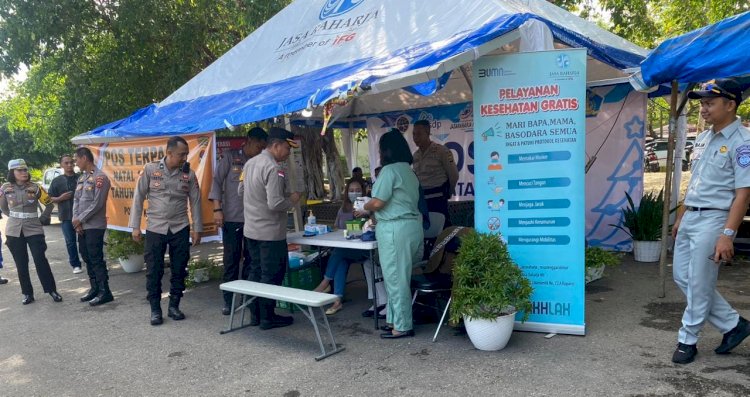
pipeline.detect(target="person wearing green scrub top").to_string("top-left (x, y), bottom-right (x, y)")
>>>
top-left (365, 129), bottom-right (424, 339)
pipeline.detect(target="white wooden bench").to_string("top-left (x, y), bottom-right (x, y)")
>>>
top-left (219, 280), bottom-right (345, 361)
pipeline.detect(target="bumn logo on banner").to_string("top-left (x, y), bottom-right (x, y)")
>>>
top-left (320, 0), bottom-right (365, 20)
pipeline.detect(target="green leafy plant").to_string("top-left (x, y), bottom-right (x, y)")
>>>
top-left (610, 190), bottom-right (665, 241)
top-left (449, 231), bottom-right (533, 323)
top-left (585, 246), bottom-right (621, 269)
top-left (185, 259), bottom-right (217, 289)
top-left (105, 229), bottom-right (144, 260)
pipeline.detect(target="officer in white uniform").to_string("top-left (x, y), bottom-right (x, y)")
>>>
top-left (671, 78), bottom-right (750, 364)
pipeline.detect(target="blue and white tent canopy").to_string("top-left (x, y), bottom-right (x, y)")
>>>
top-left (74, 0), bottom-right (648, 143)
top-left (636, 11), bottom-right (750, 88)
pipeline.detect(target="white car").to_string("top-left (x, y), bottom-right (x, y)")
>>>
top-left (645, 138), bottom-right (694, 169)
top-left (41, 167), bottom-right (64, 192)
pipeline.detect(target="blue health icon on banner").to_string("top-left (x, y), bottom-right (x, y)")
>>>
top-left (473, 49), bottom-right (587, 335)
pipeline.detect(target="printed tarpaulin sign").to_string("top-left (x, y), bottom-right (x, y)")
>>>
top-left (85, 134), bottom-right (219, 240)
top-left (366, 103), bottom-right (475, 200)
top-left (473, 49), bottom-right (587, 335)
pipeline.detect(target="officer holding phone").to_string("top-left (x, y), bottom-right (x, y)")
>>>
top-left (671, 78), bottom-right (750, 364)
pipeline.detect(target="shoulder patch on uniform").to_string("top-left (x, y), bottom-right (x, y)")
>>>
top-left (736, 144), bottom-right (750, 168)
top-left (95, 176), bottom-right (105, 188)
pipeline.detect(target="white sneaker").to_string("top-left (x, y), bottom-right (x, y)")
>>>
top-left (73, 267), bottom-right (83, 274)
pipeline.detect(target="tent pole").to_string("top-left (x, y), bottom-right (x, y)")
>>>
top-left (659, 81), bottom-right (679, 298)
top-left (459, 65), bottom-right (473, 92)
top-left (284, 116), bottom-right (303, 232)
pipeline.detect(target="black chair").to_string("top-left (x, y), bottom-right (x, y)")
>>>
top-left (411, 225), bottom-right (465, 342)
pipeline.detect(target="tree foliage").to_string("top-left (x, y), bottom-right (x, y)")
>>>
top-left (0, 0), bottom-right (291, 167)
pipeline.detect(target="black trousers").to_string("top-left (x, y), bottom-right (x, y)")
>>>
top-left (145, 227), bottom-right (189, 302)
top-left (6, 233), bottom-right (56, 295)
top-left (78, 228), bottom-right (108, 285)
top-left (424, 182), bottom-right (451, 227)
top-left (245, 238), bottom-right (287, 320)
top-left (221, 222), bottom-right (251, 304)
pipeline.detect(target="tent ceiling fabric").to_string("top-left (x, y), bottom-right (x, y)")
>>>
top-left (638, 10), bottom-right (750, 87)
top-left (75, 0), bottom-right (647, 143)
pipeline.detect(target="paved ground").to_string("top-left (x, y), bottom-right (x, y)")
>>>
top-left (2, 219), bottom-right (750, 396)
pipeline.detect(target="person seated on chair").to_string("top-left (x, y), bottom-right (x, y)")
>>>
top-left (314, 179), bottom-right (370, 314)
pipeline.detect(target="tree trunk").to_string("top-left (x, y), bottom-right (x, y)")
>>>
top-left (293, 126), bottom-right (326, 199)
top-left (321, 129), bottom-right (346, 201)
top-left (290, 126), bottom-right (347, 201)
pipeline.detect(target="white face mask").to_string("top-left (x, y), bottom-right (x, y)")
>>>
top-left (348, 192), bottom-right (362, 202)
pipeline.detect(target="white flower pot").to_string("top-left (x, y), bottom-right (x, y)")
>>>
top-left (464, 313), bottom-right (515, 351)
top-left (192, 268), bottom-right (210, 283)
top-left (585, 264), bottom-right (605, 284)
top-left (118, 255), bottom-right (145, 273)
top-left (633, 240), bottom-right (661, 262)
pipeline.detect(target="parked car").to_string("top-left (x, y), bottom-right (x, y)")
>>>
top-left (41, 167), bottom-right (64, 192)
top-left (645, 138), bottom-right (693, 170)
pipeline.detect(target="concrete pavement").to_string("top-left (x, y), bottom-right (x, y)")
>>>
top-left (1, 219), bottom-right (750, 396)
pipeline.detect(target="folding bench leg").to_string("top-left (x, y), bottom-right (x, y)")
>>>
top-left (433, 296), bottom-right (451, 343)
top-left (220, 293), bottom-right (257, 335)
top-left (296, 304), bottom-right (345, 361)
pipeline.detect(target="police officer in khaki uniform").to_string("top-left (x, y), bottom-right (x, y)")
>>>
top-left (242, 127), bottom-right (301, 330)
top-left (411, 119), bottom-right (459, 225)
top-left (0, 159), bottom-right (61, 304)
top-left (671, 78), bottom-right (750, 364)
top-left (73, 147), bottom-right (113, 306)
top-left (130, 136), bottom-right (203, 326)
top-left (209, 127), bottom-right (267, 315)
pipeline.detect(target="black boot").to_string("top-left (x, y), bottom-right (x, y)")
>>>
top-left (0, 276), bottom-right (8, 285)
top-left (222, 292), bottom-right (233, 316)
top-left (167, 295), bottom-right (185, 320)
top-left (150, 300), bottom-right (163, 326)
top-left (80, 278), bottom-right (99, 302)
top-left (89, 280), bottom-right (114, 306)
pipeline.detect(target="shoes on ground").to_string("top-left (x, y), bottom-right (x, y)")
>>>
top-left (672, 342), bottom-right (697, 364)
top-left (380, 329), bottom-right (415, 339)
top-left (49, 291), bottom-right (63, 302)
top-left (260, 314), bottom-right (294, 330)
top-left (72, 267), bottom-right (83, 274)
top-left (22, 294), bottom-right (34, 305)
top-left (715, 316), bottom-right (750, 354)
top-left (325, 303), bottom-right (343, 315)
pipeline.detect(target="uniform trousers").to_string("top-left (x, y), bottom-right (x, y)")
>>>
top-left (424, 182), bottom-right (451, 227)
top-left (6, 233), bottom-right (56, 295)
top-left (221, 222), bottom-right (251, 304)
top-left (376, 218), bottom-right (423, 332)
top-left (145, 226), bottom-right (190, 302)
top-left (673, 210), bottom-right (739, 345)
top-left (245, 238), bottom-right (288, 320)
top-left (78, 228), bottom-right (108, 286)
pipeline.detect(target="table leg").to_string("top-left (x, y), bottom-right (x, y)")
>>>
top-left (370, 249), bottom-right (378, 330)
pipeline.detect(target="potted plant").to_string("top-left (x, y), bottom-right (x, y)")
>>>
top-left (449, 231), bottom-right (533, 351)
top-left (105, 229), bottom-right (145, 273)
top-left (611, 190), bottom-right (665, 262)
top-left (185, 259), bottom-right (216, 288)
top-left (585, 246), bottom-right (621, 284)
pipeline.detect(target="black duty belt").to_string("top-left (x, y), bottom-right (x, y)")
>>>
top-left (685, 206), bottom-right (727, 212)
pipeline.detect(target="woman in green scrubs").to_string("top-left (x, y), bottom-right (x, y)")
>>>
top-left (365, 129), bottom-right (424, 339)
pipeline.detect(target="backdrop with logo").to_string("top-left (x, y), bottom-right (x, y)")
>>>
top-left (366, 102), bottom-right (475, 200)
top-left (86, 134), bottom-right (219, 239)
top-left (474, 49), bottom-right (587, 335)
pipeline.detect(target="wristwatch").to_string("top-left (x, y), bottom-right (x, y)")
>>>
top-left (722, 228), bottom-right (736, 237)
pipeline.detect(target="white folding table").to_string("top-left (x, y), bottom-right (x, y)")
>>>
top-left (286, 231), bottom-right (381, 329)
